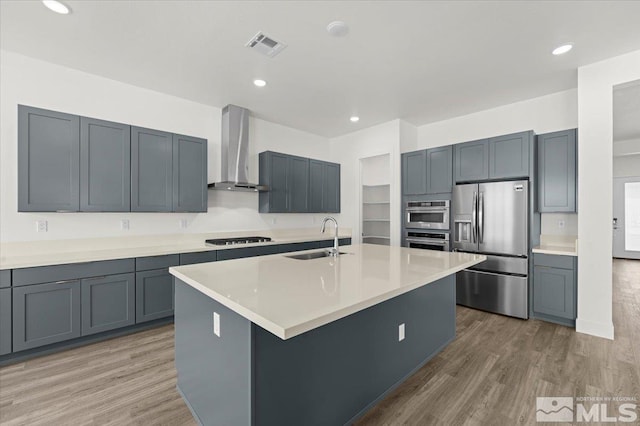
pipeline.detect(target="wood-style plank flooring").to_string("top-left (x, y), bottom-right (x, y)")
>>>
top-left (1, 259), bottom-right (638, 425)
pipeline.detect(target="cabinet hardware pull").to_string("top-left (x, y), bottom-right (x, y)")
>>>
top-left (55, 279), bottom-right (76, 284)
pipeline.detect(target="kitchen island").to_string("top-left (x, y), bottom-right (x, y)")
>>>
top-left (169, 244), bottom-right (485, 426)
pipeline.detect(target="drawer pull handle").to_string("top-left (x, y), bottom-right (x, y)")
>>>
top-left (55, 279), bottom-right (76, 284)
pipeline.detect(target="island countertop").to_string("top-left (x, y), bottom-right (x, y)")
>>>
top-left (169, 244), bottom-right (486, 339)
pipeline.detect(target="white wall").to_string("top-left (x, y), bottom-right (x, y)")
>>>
top-left (329, 120), bottom-right (402, 246)
top-left (415, 89), bottom-right (578, 149)
top-left (0, 51), bottom-right (330, 242)
top-left (613, 137), bottom-right (640, 178)
top-left (576, 49), bottom-right (640, 339)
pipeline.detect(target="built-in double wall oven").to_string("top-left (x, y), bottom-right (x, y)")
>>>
top-left (404, 230), bottom-right (450, 251)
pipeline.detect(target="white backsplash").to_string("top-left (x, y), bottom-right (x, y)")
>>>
top-left (540, 213), bottom-right (579, 236)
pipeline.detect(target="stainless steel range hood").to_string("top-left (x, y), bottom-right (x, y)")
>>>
top-left (208, 105), bottom-right (268, 192)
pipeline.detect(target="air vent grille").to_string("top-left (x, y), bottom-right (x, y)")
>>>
top-left (245, 32), bottom-right (287, 58)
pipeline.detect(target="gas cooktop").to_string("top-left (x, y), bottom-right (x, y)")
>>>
top-left (205, 236), bottom-right (272, 246)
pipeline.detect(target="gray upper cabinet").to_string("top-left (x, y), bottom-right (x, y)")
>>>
top-left (260, 152), bottom-right (289, 213)
top-left (288, 156), bottom-right (309, 213)
top-left (402, 150), bottom-right (427, 195)
top-left (537, 129), bottom-right (577, 213)
top-left (80, 117), bottom-right (131, 212)
top-left (309, 160), bottom-right (340, 213)
top-left (426, 146), bottom-right (453, 194)
top-left (13, 280), bottom-right (81, 352)
top-left (131, 126), bottom-right (174, 212)
top-left (173, 134), bottom-right (207, 212)
top-left (488, 131), bottom-right (531, 179)
top-left (81, 273), bottom-right (135, 336)
top-left (454, 139), bottom-right (489, 182)
top-left (18, 105), bottom-right (80, 212)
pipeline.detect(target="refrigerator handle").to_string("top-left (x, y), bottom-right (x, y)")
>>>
top-left (472, 191), bottom-right (477, 243)
top-left (479, 191), bottom-right (484, 244)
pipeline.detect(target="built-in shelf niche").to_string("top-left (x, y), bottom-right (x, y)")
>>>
top-left (361, 156), bottom-right (391, 246)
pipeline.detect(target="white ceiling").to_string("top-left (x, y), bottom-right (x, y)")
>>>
top-left (2, 1), bottom-right (640, 137)
top-left (614, 80), bottom-right (640, 142)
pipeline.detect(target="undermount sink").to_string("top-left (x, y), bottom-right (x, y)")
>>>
top-left (285, 250), bottom-right (348, 260)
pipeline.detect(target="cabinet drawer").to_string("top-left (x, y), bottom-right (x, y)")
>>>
top-left (180, 251), bottom-right (217, 265)
top-left (136, 254), bottom-right (180, 271)
top-left (533, 254), bottom-right (574, 269)
top-left (0, 270), bottom-right (10, 288)
top-left (13, 258), bottom-right (135, 287)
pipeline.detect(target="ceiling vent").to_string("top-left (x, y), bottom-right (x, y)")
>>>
top-left (245, 32), bottom-right (287, 58)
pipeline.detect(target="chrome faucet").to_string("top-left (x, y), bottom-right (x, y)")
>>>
top-left (321, 216), bottom-right (339, 256)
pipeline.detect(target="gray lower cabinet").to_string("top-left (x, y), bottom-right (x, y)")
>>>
top-left (136, 269), bottom-right (174, 323)
top-left (173, 134), bottom-right (208, 212)
top-left (12, 280), bottom-right (81, 352)
top-left (0, 288), bottom-right (11, 355)
top-left (81, 273), bottom-right (135, 336)
top-left (426, 145), bottom-right (453, 194)
top-left (18, 105), bottom-right (80, 212)
top-left (131, 126), bottom-right (174, 212)
top-left (309, 160), bottom-right (340, 213)
top-left (488, 131), bottom-right (531, 179)
top-left (533, 254), bottom-right (577, 326)
top-left (537, 129), bottom-right (577, 212)
top-left (454, 139), bottom-right (489, 182)
top-left (402, 150), bottom-right (427, 195)
top-left (80, 117), bottom-right (131, 211)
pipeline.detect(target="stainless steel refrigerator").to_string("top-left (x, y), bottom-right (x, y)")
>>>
top-left (452, 180), bottom-right (528, 319)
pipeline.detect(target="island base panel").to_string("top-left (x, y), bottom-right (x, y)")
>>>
top-left (174, 275), bottom-right (455, 426)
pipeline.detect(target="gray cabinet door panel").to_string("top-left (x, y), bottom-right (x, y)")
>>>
top-left (80, 117), bottom-right (131, 211)
top-left (81, 273), bottom-right (135, 336)
top-left (323, 162), bottom-right (340, 213)
top-left (136, 269), bottom-right (174, 323)
top-left (18, 105), bottom-right (80, 212)
top-left (288, 156), bottom-right (309, 213)
top-left (402, 151), bottom-right (427, 195)
top-left (13, 280), bottom-right (81, 352)
top-left (533, 266), bottom-right (575, 319)
top-left (308, 160), bottom-right (324, 213)
top-left (131, 126), bottom-right (173, 212)
top-left (426, 146), bottom-right (453, 194)
top-left (13, 259), bottom-right (134, 287)
top-left (136, 254), bottom-right (180, 271)
top-left (0, 270), bottom-right (10, 288)
top-left (0, 288), bottom-right (11, 355)
top-left (259, 152), bottom-right (289, 213)
top-left (172, 134), bottom-right (207, 212)
top-left (537, 129), bottom-right (577, 212)
top-left (454, 140), bottom-right (489, 182)
top-left (489, 131), bottom-right (530, 179)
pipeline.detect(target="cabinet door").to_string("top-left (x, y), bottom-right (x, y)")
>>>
top-left (426, 146), bottom-right (452, 194)
top-left (131, 126), bottom-right (173, 212)
top-left (136, 269), bottom-right (174, 323)
top-left (18, 105), bottom-right (80, 212)
top-left (323, 162), bottom-right (340, 213)
top-left (81, 273), bottom-right (135, 336)
top-left (288, 156), bottom-right (309, 213)
top-left (538, 129), bottom-right (577, 213)
top-left (13, 280), bottom-right (81, 352)
top-left (489, 131), bottom-right (530, 179)
top-left (533, 266), bottom-right (575, 319)
top-left (0, 288), bottom-right (11, 355)
top-left (80, 117), bottom-right (131, 211)
top-left (402, 151), bottom-right (427, 195)
top-left (173, 134), bottom-right (208, 212)
top-left (259, 152), bottom-right (289, 213)
top-left (308, 160), bottom-right (324, 213)
top-left (454, 139), bottom-right (489, 182)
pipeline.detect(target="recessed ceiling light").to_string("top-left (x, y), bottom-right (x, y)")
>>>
top-left (327, 21), bottom-right (349, 37)
top-left (42, 0), bottom-right (70, 14)
top-left (253, 79), bottom-right (267, 87)
top-left (552, 43), bottom-right (573, 55)
top-left (350, 116), bottom-right (359, 123)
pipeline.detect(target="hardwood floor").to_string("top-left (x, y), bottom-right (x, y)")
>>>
top-left (1, 259), bottom-right (638, 425)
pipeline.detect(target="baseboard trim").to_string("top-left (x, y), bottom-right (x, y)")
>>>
top-left (576, 317), bottom-right (614, 340)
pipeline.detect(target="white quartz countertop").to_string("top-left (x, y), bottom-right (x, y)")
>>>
top-left (170, 244), bottom-right (486, 340)
top-left (0, 228), bottom-right (352, 270)
top-left (532, 245), bottom-right (578, 257)
top-left (532, 234), bottom-right (578, 257)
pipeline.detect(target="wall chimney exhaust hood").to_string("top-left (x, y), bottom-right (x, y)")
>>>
top-left (208, 105), bottom-right (268, 192)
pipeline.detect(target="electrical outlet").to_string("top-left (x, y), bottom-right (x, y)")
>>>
top-left (398, 323), bottom-right (405, 342)
top-left (558, 220), bottom-right (565, 229)
top-left (36, 220), bottom-right (48, 233)
top-left (213, 312), bottom-right (220, 337)
top-left (120, 219), bottom-right (130, 230)
top-left (179, 219), bottom-right (188, 229)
